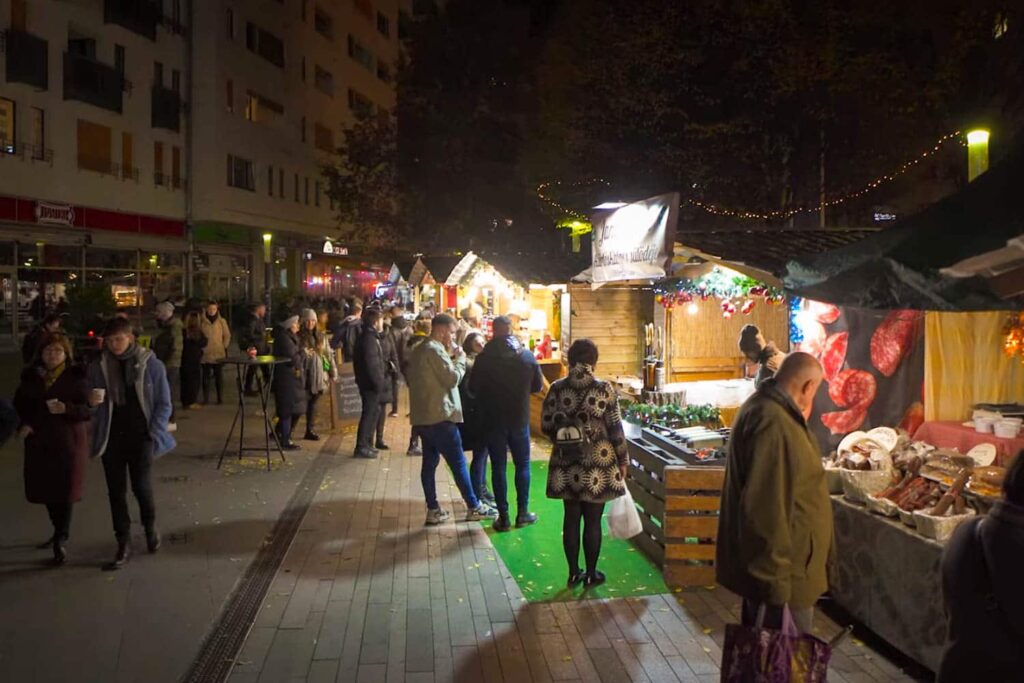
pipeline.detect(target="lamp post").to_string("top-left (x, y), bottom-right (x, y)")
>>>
top-left (967, 129), bottom-right (990, 182)
top-left (262, 233), bottom-right (273, 322)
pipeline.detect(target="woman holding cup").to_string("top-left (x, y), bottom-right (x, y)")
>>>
top-left (13, 333), bottom-right (92, 565)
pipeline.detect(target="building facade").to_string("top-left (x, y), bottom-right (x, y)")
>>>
top-left (0, 0), bottom-right (399, 342)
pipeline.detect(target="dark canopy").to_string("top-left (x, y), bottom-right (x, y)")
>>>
top-left (783, 139), bottom-right (1024, 310)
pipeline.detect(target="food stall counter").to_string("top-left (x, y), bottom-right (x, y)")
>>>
top-left (913, 421), bottom-right (1024, 465)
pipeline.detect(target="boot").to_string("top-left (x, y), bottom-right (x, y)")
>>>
top-left (52, 539), bottom-right (67, 566)
top-left (104, 540), bottom-right (131, 571)
top-left (146, 527), bottom-right (162, 553)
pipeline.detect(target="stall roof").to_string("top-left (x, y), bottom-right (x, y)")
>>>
top-left (418, 256), bottom-right (466, 285)
top-left (480, 250), bottom-right (590, 286)
top-left (783, 138), bottom-right (1024, 310)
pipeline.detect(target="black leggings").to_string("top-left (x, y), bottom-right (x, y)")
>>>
top-left (305, 393), bottom-right (320, 435)
top-left (201, 363), bottom-right (223, 403)
top-left (563, 500), bottom-right (605, 574)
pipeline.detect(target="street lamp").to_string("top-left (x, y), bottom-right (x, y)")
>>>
top-left (262, 233), bottom-right (273, 321)
top-left (967, 129), bottom-right (990, 181)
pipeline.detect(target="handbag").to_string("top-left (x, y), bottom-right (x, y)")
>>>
top-left (552, 414), bottom-right (591, 463)
top-left (608, 487), bottom-right (643, 539)
top-left (721, 604), bottom-right (833, 682)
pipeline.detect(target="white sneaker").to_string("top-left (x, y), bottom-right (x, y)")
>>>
top-left (466, 504), bottom-right (499, 522)
top-left (167, 422), bottom-right (178, 433)
top-left (425, 508), bottom-right (451, 525)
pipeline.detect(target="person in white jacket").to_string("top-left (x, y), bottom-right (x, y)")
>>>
top-left (199, 300), bottom-right (231, 404)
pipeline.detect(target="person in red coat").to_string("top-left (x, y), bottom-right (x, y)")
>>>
top-left (14, 333), bottom-right (91, 565)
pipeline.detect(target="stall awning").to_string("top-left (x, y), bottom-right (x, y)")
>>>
top-left (782, 138), bottom-right (1024, 310)
top-left (479, 250), bottom-right (590, 286)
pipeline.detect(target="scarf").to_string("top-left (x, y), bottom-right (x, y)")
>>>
top-left (104, 343), bottom-right (144, 407)
top-left (43, 362), bottom-right (66, 390)
top-left (206, 312), bottom-right (219, 324)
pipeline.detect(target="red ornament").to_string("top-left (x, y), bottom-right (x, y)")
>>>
top-left (742, 300), bottom-right (756, 315)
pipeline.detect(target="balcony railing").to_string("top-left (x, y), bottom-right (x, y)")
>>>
top-left (151, 85), bottom-right (181, 131)
top-left (63, 52), bottom-right (124, 113)
top-left (104, 0), bottom-right (160, 41)
top-left (4, 29), bottom-right (49, 90)
top-left (155, 172), bottom-right (187, 190)
top-left (1, 140), bottom-right (54, 163)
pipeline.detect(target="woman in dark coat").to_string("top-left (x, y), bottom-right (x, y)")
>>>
top-left (459, 332), bottom-right (493, 505)
top-left (273, 315), bottom-right (307, 450)
top-left (181, 310), bottom-right (207, 409)
top-left (13, 333), bottom-right (91, 565)
top-left (939, 449), bottom-right (1024, 681)
top-left (541, 339), bottom-right (628, 588)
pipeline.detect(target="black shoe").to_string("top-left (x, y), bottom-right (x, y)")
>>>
top-left (515, 512), bottom-right (538, 528)
top-left (584, 570), bottom-right (606, 587)
top-left (567, 570), bottom-right (585, 587)
top-left (282, 442), bottom-right (302, 451)
top-left (146, 527), bottom-right (161, 553)
top-left (104, 541), bottom-right (131, 571)
top-left (304, 432), bottom-right (321, 441)
top-left (36, 534), bottom-right (56, 550)
top-left (374, 441), bottom-right (390, 450)
top-left (354, 447), bottom-right (378, 459)
top-left (492, 514), bottom-right (512, 532)
top-left (52, 540), bottom-right (67, 566)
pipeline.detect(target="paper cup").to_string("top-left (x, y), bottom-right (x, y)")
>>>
top-left (92, 388), bottom-right (106, 403)
top-left (46, 398), bottom-right (60, 412)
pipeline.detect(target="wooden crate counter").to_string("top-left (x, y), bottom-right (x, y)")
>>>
top-left (626, 437), bottom-right (725, 588)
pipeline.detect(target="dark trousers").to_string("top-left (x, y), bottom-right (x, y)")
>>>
top-left (356, 390), bottom-right (380, 451)
top-left (305, 393), bottom-right (321, 435)
top-left (201, 363), bottom-right (223, 403)
top-left (45, 502), bottom-right (73, 542)
top-left (487, 425), bottom-right (532, 515)
top-left (181, 361), bottom-right (201, 406)
top-left (375, 400), bottom-right (389, 444)
top-left (102, 439), bottom-right (155, 541)
top-left (277, 412), bottom-right (303, 444)
top-left (244, 365), bottom-right (271, 393)
top-left (389, 376), bottom-right (400, 414)
top-left (562, 500), bottom-right (605, 574)
top-left (165, 366), bottom-right (180, 420)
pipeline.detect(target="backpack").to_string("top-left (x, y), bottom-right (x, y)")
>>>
top-left (553, 414), bottom-right (592, 463)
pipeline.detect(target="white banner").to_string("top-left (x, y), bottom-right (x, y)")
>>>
top-left (591, 193), bottom-right (678, 284)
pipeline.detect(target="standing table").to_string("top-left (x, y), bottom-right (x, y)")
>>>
top-left (217, 356), bottom-right (289, 471)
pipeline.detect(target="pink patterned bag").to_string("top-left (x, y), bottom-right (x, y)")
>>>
top-left (720, 606), bottom-right (833, 682)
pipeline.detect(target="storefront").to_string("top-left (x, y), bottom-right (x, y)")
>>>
top-left (302, 239), bottom-right (389, 301)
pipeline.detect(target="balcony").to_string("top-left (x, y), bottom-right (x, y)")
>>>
top-left (151, 85), bottom-right (181, 131)
top-left (4, 29), bottom-right (49, 90)
top-left (63, 52), bottom-right (124, 113)
top-left (104, 0), bottom-right (160, 41)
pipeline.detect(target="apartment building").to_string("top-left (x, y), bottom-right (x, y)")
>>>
top-left (191, 0), bottom-right (400, 302)
top-left (0, 0), bottom-right (188, 340)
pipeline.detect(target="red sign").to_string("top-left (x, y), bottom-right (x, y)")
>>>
top-left (0, 194), bottom-right (184, 238)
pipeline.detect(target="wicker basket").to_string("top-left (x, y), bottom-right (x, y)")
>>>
top-left (824, 466), bottom-right (844, 495)
top-left (840, 469), bottom-right (895, 504)
top-left (899, 509), bottom-right (917, 527)
top-left (865, 496), bottom-right (899, 517)
top-left (912, 509), bottom-right (975, 542)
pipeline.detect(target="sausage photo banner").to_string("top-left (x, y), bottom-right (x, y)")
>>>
top-left (791, 300), bottom-right (926, 453)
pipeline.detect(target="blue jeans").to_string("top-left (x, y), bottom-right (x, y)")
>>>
top-left (419, 422), bottom-right (480, 510)
top-left (470, 446), bottom-right (489, 499)
top-left (487, 425), bottom-right (531, 515)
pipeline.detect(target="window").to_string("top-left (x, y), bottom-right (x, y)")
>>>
top-left (377, 12), bottom-right (390, 37)
top-left (293, 173), bottom-right (299, 202)
top-left (301, 116), bottom-right (307, 142)
top-left (172, 146), bottom-right (181, 188)
top-left (30, 107), bottom-right (45, 160)
top-left (154, 61), bottom-right (164, 87)
top-left (226, 8), bottom-right (234, 39)
top-left (348, 88), bottom-right (374, 119)
top-left (347, 35), bottom-right (374, 71)
top-left (121, 131), bottom-right (134, 179)
top-left (314, 6), bottom-right (333, 39)
top-left (154, 141), bottom-right (164, 184)
top-left (226, 79), bottom-right (234, 112)
top-left (114, 44), bottom-right (126, 77)
top-left (227, 154), bottom-right (255, 191)
top-left (304, 177), bottom-right (309, 205)
top-left (278, 168), bottom-right (284, 197)
top-left (246, 22), bottom-right (285, 68)
top-left (68, 36), bottom-right (96, 59)
top-left (267, 165), bottom-right (274, 195)
top-left (171, 69), bottom-right (181, 94)
top-left (314, 65), bottom-right (334, 96)
top-left (314, 123), bottom-right (334, 152)
top-left (77, 119), bottom-right (112, 173)
top-left (377, 63), bottom-right (391, 83)
top-left (0, 98), bottom-right (15, 154)
top-left (315, 181), bottom-right (321, 207)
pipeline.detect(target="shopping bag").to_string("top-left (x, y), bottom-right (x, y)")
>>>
top-left (720, 605), bottom-right (833, 683)
top-left (608, 487), bottom-right (643, 539)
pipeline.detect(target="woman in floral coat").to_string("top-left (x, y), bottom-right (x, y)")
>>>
top-left (542, 339), bottom-right (628, 588)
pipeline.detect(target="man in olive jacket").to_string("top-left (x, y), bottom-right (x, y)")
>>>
top-left (716, 352), bottom-right (831, 633)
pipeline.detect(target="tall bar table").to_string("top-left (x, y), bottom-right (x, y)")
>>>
top-left (217, 355), bottom-right (289, 471)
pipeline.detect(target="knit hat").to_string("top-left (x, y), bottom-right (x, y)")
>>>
top-left (154, 301), bottom-right (175, 321)
top-left (301, 308), bottom-right (318, 322)
top-left (280, 315), bottom-right (299, 328)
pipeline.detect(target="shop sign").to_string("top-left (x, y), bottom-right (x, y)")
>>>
top-left (591, 192), bottom-right (678, 284)
top-left (322, 240), bottom-right (348, 256)
top-left (35, 201), bottom-right (75, 226)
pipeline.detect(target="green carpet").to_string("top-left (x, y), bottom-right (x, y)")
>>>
top-left (484, 460), bottom-right (669, 602)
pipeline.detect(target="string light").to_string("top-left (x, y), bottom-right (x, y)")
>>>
top-left (539, 131), bottom-right (965, 222)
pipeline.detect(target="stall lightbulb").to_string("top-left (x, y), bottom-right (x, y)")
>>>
top-left (966, 129), bottom-right (990, 145)
top-left (687, 302), bottom-right (699, 315)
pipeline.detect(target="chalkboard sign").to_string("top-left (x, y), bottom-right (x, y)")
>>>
top-left (333, 362), bottom-right (363, 425)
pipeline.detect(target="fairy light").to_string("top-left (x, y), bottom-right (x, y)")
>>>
top-left (538, 131), bottom-right (965, 222)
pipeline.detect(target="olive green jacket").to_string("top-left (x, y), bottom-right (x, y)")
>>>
top-left (715, 379), bottom-right (833, 608)
top-left (407, 338), bottom-right (466, 426)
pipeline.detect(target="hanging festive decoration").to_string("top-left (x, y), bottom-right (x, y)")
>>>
top-left (653, 268), bottom-right (783, 316)
top-left (1004, 312), bottom-right (1024, 363)
top-left (789, 296), bottom-right (805, 346)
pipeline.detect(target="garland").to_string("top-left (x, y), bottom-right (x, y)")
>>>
top-left (621, 401), bottom-right (722, 429)
top-left (653, 268), bottom-right (784, 317)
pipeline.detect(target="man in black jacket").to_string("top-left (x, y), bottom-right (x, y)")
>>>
top-left (353, 308), bottom-right (388, 458)
top-left (470, 316), bottom-right (544, 531)
top-left (238, 302), bottom-right (270, 395)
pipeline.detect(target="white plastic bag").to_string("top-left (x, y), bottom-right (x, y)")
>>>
top-left (608, 487), bottom-right (643, 539)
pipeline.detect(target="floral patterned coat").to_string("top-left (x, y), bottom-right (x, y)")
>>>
top-left (542, 363), bottom-right (629, 503)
